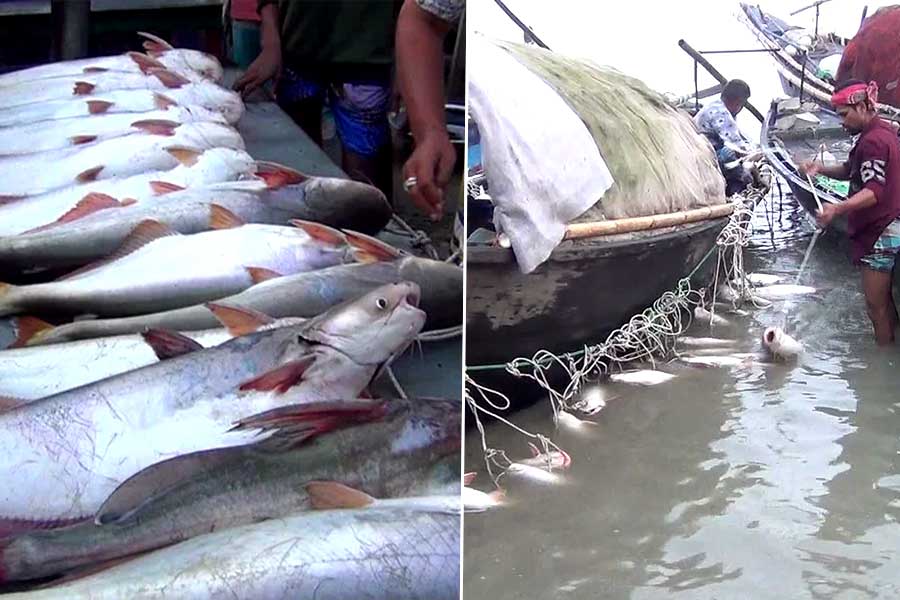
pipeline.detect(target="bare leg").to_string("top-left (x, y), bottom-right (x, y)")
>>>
top-left (342, 145), bottom-right (393, 202)
top-left (862, 266), bottom-right (895, 345)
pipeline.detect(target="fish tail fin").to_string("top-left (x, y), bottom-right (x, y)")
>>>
top-left (10, 316), bottom-right (53, 348)
top-left (0, 283), bottom-right (20, 317)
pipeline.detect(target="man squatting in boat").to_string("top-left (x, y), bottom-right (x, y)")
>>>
top-left (801, 80), bottom-right (900, 346)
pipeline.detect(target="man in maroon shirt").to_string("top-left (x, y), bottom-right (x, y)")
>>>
top-left (801, 79), bottom-right (900, 345)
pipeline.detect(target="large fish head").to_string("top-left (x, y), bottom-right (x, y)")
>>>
top-left (302, 282), bottom-right (426, 364)
top-left (176, 49), bottom-right (225, 83)
top-left (269, 177), bottom-right (390, 228)
top-left (172, 121), bottom-right (245, 151)
top-left (189, 80), bottom-right (244, 124)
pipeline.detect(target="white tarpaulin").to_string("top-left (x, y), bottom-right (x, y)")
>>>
top-left (468, 35), bottom-right (614, 274)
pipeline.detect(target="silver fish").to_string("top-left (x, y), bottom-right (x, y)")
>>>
top-left (0, 106), bottom-right (227, 156)
top-left (753, 284), bottom-right (816, 300)
top-left (0, 121), bottom-right (244, 197)
top-left (30, 257), bottom-right (462, 344)
top-left (0, 494), bottom-right (459, 600)
top-left (0, 177), bottom-right (391, 271)
top-left (0, 283), bottom-right (424, 533)
top-left (0, 222), bottom-right (377, 317)
top-left (761, 326), bottom-right (803, 360)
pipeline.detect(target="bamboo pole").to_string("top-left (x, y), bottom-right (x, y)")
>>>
top-left (564, 203), bottom-right (734, 240)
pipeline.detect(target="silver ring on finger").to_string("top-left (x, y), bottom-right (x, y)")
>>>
top-left (403, 176), bottom-right (418, 192)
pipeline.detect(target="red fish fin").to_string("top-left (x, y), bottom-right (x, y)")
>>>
top-left (73, 81), bottom-right (95, 95)
top-left (306, 481), bottom-right (376, 510)
top-left (70, 135), bottom-right (97, 145)
top-left (165, 145), bottom-right (202, 166)
top-left (0, 395), bottom-right (25, 413)
top-left (10, 316), bottom-right (53, 348)
top-left (464, 472), bottom-right (477, 485)
top-left (96, 446), bottom-right (249, 525)
top-left (244, 266), bottom-right (283, 285)
top-left (149, 180), bottom-right (185, 195)
top-left (343, 230), bottom-right (402, 263)
top-left (56, 219), bottom-right (179, 281)
top-left (24, 193), bottom-right (123, 234)
top-left (231, 400), bottom-right (389, 449)
top-left (81, 66), bottom-right (108, 73)
top-left (141, 328), bottom-right (203, 360)
top-left (238, 356), bottom-right (318, 394)
top-left (131, 119), bottom-right (179, 135)
top-left (87, 100), bottom-right (112, 114)
top-left (127, 51), bottom-right (165, 74)
top-left (138, 31), bottom-right (175, 55)
top-left (153, 93), bottom-right (177, 110)
top-left (205, 302), bottom-right (274, 336)
top-left (76, 166), bottom-right (104, 183)
top-left (289, 219), bottom-right (346, 247)
top-left (254, 161), bottom-right (307, 188)
top-left (209, 204), bottom-right (244, 230)
top-left (151, 69), bottom-right (189, 89)
top-left (121, 197), bottom-right (138, 206)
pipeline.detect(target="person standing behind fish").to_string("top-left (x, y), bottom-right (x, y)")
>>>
top-left (693, 79), bottom-right (755, 196)
top-left (396, 0), bottom-right (465, 221)
top-left (801, 80), bottom-right (900, 346)
top-left (232, 1), bottom-right (400, 198)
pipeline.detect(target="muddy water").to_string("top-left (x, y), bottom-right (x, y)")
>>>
top-left (464, 200), bottom-right (900, 599)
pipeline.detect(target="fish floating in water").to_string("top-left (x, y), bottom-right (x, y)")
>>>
top-left (753, 284), bottom-right (817, 300)
top-left (608, 369), bottom-right (676, 386)
top-left (694, 305), bottom-right (730, 327)
top-left (680, 353), bottom-right (756, 368)
top-left (747, 273), bottom-right (783, 286)
top-left (761, 326), bottom-right (803, 360)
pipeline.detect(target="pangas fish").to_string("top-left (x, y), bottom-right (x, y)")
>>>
top-left (504, 444), bottom-right (571, 485)
top-left (516, 442), bottom-right (572, 470)
top-left (680, 353), bottom-right (756, 368)
top-left (0, 68), bottom-right (200, 110)
top-left (0, 283), bottom-right (425, 534)
top-left (0, 310), bottom-right (305, 405)
top-left (0, 85), bottom-right (243, 128)
top-left (0, 36), bottom-right (223, 87)
top-left (694, 305), bottom-right (730, 327)
top-left (0, 221), bottom-right (392, 317)
top-left (761, 326), bottom-right (803, 360)
top-left (0, 398), bottom-right (459, 583)
top-left (0, 121), bottom-right (244, 197)
top-left (608, 369), bottom-right (676, 386)
top-left (462, 473), bottom-right (505, 512)
top-left (0, 491), bottom-right (460, 600)
top-left (677, 336), bottom-right (737, 348)
top-left (753, 284), bottom-right (817, 300)
top-left (30, 257), bottom-right (462, 345)
top-left (571, 384), bottom-right (615, 414)
top-left (0, 176), bottom-right (392, 272)
top-left (0, 147), bottom-right (260, 236)
top-left (0, 106), bottom-right (227, 156)
top-left (556, 410), bottom-right (598, 434)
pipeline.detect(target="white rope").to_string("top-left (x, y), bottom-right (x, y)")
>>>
top-left (386, 214), bottom-right (440, 260)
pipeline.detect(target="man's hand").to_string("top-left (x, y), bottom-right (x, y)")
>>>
top-left (799, 160), bottom-right (822, 177)
top-left (402, 129), bottom-right (455, 221)
top-left (816, 203), bottom-right (839, 228)
top-left (233, 46), bottom-right (282, 98)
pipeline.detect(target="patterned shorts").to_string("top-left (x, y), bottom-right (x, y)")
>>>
top-left (860, 218), bottom-right (900, 272)
top-left (276, 68), bottom-right (390, 157)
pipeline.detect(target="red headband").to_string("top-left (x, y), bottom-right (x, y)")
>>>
top-left (831, 81), bottom-right (879, 107)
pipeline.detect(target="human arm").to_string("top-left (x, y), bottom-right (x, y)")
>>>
top-left (799, 160), bottom-right (851, 180)
top-left (816, 188), bottom-right (877, 227)
top-left (817, 138), bottom-right (888, 227)
top-left (232, 2), bottom-right (281, 96)
top-left (396, 0), bottom-right (457, 221)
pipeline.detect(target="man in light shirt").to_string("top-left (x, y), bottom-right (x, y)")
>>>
top-left (694, 79), bottom-right (755, 196)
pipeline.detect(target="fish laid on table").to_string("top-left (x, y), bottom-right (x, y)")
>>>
top-left (0, 147), bottom-right (259, 236)
top-left (29, 257), bottom-right (462, 344)
top-left (0, 36), bottom-right (223, 87)
top-left (0, 68), bottom-right (200, 111)
top-left (0, 282), bottom-right (424, 534)
top-left (0, 398), bottom-right (459, 584)
top-left (0, 221), bottom-right (394, 317)
top-left (0, 84), bottom-right (244, 128)
top-left (0, 491), bottom-right (460, 600)
top-left (0, 309), bottom-right (305, 405)
top-left (0, 121), bottom-right (244, 198)
top-left (0, 177), bottom-right (392, 271)
top-left (0, 106), bottom-right (227, 156)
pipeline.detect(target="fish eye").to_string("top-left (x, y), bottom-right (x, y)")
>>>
top-left (376, 297), bottom-right (388, 310)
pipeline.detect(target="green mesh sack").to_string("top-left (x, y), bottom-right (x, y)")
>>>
top-left (498, 41), bottom-right (727, 222)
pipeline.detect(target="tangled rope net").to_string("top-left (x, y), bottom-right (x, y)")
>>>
top-left (465, 186), bottom-right (763, 486)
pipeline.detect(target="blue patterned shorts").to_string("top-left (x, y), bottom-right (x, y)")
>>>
top-left (276, 68), bottom-right (390, 157)
top-left (860, 218), bottom-right (900, 272)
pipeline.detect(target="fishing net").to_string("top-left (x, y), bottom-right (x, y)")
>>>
top-left (837, 5), bottom-right (900, 110)
top-left (497, 41), bottom-right (727, 221)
